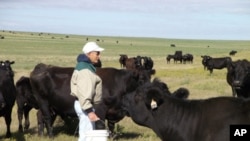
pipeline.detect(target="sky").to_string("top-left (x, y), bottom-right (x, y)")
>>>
top-left (0, 0), bottom-right (250, 40)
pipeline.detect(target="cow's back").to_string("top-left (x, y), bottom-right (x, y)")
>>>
top-left (30, 63), bottom-right (76, 116)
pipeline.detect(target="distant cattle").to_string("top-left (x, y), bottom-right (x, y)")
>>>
top-left (173, 51), bottom-right (182, 63)
top-left (201, 55), bottom-right (211, 70)
top-left (229, 50), bottom-right (237, 56)
top-left (123, 78), bottom-right (250, 141)
top-left (201, 56), bottom-right (232, 74)
top-left (182, 53), bottom-right (194, 64)
top-left (166, 54), bottom-right (175, 64)
top-left (30, 63), bottom-right (155, 137)
top-left (227, 59), bottom-right (250, 98)
top-left (170, 44), bottom-right (176, 47)
top-left (119, 54), bottom-right (128, 68)
top-left (0, 60), bottom-right (16, 138)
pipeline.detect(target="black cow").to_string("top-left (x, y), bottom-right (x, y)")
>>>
top-left (173, 51), bottom-right (182, 63)
top-left (0, 60), bottom-right (16, 138)
top-left (123, 78), bottom-right (250, 141)
top-left (16, 76), bottom-right (40, 132)
top-left (201, 56), bottom-right (232, 74)
top-left (30, 63), bottom-right (155, 137)
top-left (119, 54), bottom-right (128, 68)
top-left (0, 60), bottom-right (15, 78)
top-left (166, 54), bottom-right (175, 64)
top-left (125, 56), bottom-right (142, 70)
top-left (141, 56), bottom-right (154, 70)
top-left (201, 55), bottom-right (211, 70)
top-left (16, 76), bottom-right (58, 136)
top-left (229, 50), bottom-right (237, 56)
top-left (182, 53), bottom-right (194, 64)
top-left (227, 59), bottom-right (250, 98)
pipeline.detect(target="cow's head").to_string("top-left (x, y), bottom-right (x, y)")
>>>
top-left (201, 55), bottom-right (212, 65)
top-left (0, 60), bottom-right (15, 78)
top-left (228, 60), bottom-right (250, 89)
top-left (122, 78), bottom-right (189, 126)
top-left (122, 81), bottom-right (163, 127)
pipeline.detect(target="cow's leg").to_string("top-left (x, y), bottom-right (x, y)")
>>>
top-left (23, 105), bottom-right (33, 130)
top-left (108, 120), bottom-right (116, 137)
top-left (37, 108), bottom-right (55, 137)
top-left (37, 110), bottom-right (44, 136)
top-left (17, 103), bottom-right (24, 132)
top-left (38, 98), bottom-right (54, 138)
top-left (4, 111), bottom-right (12, 138)
top-left (210, 69), bottom-right (213, 74)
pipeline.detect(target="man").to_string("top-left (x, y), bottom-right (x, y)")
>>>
top-left (70, 42), bottom-right (104, 141)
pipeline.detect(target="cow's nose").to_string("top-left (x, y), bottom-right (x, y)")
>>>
top-left (233, 80), bottom-right (241, 88)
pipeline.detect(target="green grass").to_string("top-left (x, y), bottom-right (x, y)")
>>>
top-left (0, 30), bottom-right (250, 141)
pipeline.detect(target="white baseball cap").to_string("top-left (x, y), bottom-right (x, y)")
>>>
top-left (82, 42), bottom-right (104, 54)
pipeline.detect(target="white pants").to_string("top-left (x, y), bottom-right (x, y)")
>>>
top-left (74, 101), bottom-right (95, 141)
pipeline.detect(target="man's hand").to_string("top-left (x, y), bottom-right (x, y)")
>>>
top-left (87, 112), bottom-right (100, 122)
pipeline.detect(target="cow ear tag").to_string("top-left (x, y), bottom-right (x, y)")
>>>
top-left (151, 99), bottom-right (157, 109)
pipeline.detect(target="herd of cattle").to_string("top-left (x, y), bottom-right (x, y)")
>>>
top-left (166, 51), bottom-right (194, 64)
top-left (1, 52), bottom-right (250, 140)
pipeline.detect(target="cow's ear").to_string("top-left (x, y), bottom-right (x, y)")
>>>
top-left (172, 88), bottom-right (189, 99)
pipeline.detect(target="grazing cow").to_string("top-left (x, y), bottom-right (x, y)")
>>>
top-left (229, 50), bottom-right (237, 56)
top-left (0, 60), bottom-right (16, 138)
top-left (123, 78), bottom-right (250, 141)
top-left (30, 63), bottom-right (155, 137)
top-left (170, 44), bottom-right (176, 47)
top-left (119, 54), bottom-right (128, 68)
top-left (227, 59), bottom-right (250, 98)
top-left (201, 56), bottom-right (232, 74)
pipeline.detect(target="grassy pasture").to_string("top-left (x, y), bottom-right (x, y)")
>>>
top-left (0, 30), bottom-right (250, 141)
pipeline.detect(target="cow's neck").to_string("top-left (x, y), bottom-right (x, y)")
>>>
top-left (152, 97), bottom-right (201, 141)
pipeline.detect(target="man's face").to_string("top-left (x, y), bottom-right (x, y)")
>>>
top-left (87, 51), bottom-right (100, 64)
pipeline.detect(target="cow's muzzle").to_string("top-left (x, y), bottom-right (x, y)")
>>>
top-left (233, 80), bottom-right (242, 89)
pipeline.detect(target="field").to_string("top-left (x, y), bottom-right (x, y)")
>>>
top-left (0, 30), bottom-right (250, 141)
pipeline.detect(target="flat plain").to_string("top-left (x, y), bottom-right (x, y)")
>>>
top-left (0, 30), bottom-right (250, 141)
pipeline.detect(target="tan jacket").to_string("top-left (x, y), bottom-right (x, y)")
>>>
top-left (70, 69), bottom-right (102, 112)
